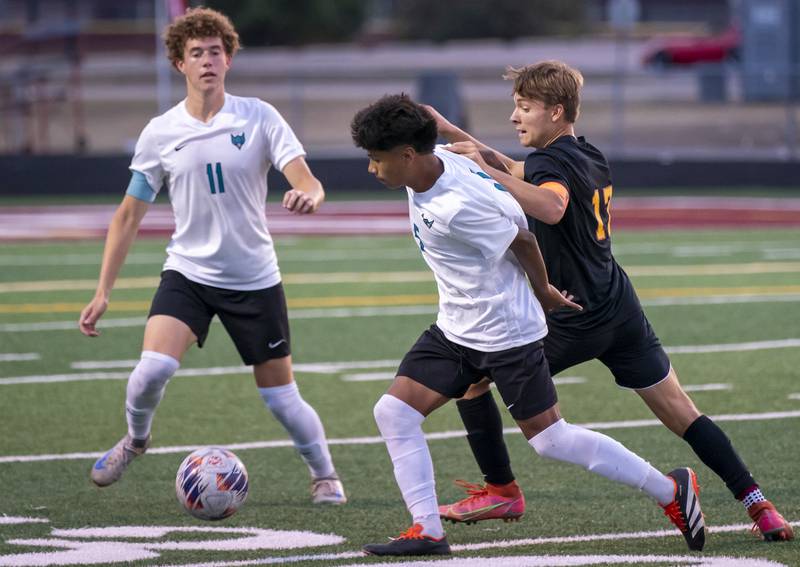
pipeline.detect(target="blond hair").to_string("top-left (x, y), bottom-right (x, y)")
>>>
top-left (504, 60), bottom-right (583, 123)
top-left (163, 7), bottom-right (240, 67)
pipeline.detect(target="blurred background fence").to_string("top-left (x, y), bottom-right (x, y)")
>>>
top-left (1, 0), bottom-right (799, 191)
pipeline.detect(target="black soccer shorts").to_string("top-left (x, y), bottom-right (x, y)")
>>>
top-left (148, 270), bottom-right (291, 365)
top-left (544, 309), bottom-right (671, 390)
top-left (397, 325), bottom-right (557, 420)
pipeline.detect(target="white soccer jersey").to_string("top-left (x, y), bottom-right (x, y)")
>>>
top-left (408, 148), bottom-right (547, 351)
top-left (130, 94), bottom-right (305, 290)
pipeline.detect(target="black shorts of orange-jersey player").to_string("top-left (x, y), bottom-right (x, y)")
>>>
top-left (425, 60), bottom-right (793, 542)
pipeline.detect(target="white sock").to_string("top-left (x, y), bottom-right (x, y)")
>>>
top-left (373, 394), bottom-right (443, 539)
top-left (125, 350), bottom-right (179, 440)
top-left (530, 418), bottom-right (675, 505)
top-left (259, 382), bottom-right (335, 479)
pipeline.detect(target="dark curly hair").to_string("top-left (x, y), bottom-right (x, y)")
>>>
top-left (163, 7), bottom-right (240, 67)
top-left (351, 94), bottom-right (437, 153)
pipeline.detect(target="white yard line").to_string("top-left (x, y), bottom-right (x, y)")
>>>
top-left (70, 359), bottom-right (139, 370)
top-left (788, 393), bottom-right (800, 400)
top-left (682, 383), bottom-right (732, 392)
top-left (163, 521), bottom-right (800, 567)
top-left (0, 353), bottom-right (39, 362)
top-left (1, 410), bottom-right (798, 465)
top-left (665, 339), bottom-right (800, 354)
top-left (3, 336), bottom-right (798, 386)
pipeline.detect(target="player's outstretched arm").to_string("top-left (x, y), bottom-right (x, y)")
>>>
top-left (79, 195), bottom-right (149, 337)
top-left (423, 104), bottom-right (523, 178)
top-left (508, 229), bottom-right (581, 314)
top-left (448, 143), bottom-right (568, 225)
top-left (281, 156), bottom-right (324, 214)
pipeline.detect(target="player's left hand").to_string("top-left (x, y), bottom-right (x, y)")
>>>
top-left (282, 189), bottom-right (320, 214)
top-left (535, 284), bottom-right (582, 313)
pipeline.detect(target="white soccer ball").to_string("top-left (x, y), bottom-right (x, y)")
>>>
top-left (175, 447), bottom-right (249, 520)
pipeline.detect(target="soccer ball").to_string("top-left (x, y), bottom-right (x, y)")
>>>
top-left (175, 447), bottom-right (249, 520)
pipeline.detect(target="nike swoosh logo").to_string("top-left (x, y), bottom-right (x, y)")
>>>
top-left (446, 500), bottom-right (516, 521)
top-left (268, 339), bottom-right (286, 349)
top-left (175, 144), bottom-right (187, 151)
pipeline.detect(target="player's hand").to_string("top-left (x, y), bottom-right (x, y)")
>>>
top-left (446, 141), bottom-right (488, 169)
top-left (79, 296), bottom-right (108, 337)
top-left (422, 104), bottom-right (456, 136)
top-left (535, 285), bottom-right (582, 313)
top-left (282, 189), bottom-right (320, 214)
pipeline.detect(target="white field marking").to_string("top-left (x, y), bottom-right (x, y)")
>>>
top-left (0, 253), bottom-right (166, 266)
top-left (640, 293), bottom-right (800, 306)
top-left (2, 410), bottom-right (799, 465)
top-left (336, 556), bottom-right (788, 567)
top-left (340, 372), bottom-right (396, 382)
top-left (665, 339), bottom-right (800, 354)
top-left (5, 262), bottom-right (800, 295)
top-left (682, 383), bottom-right (732, 392)
top-left (0, 527), bottom-right (346, 566)
top-left (6, 334), bottom-right (800, 386)
top-left (789, 393), bottom-right (800, 400)
top-left (162, 522), bottom-right (800, 567)
top-left (0, 516), bottom-right (48, 524)
top-left (338, 374), bottom-right (589, 384)
top-left (0, 353), bottom-right (39, 362)
top-left (626, 261), bottom-right (800, 276)
top-left (70, 359), bottom-right (139, 370)
top-left (0, 359), bottom-right (403, 385)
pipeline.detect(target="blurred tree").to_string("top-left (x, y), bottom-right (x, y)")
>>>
top-left (204, 0), bottom-right (369, 46)
top-left (395, 0), bottom-right (587, 41)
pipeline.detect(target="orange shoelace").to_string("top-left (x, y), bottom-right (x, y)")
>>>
top-left (453, 479), bottom-right (489, 501)
top-left (662, 501), bottom-right (688, 533)
top-left (395, 524), bottom-right (426, 540)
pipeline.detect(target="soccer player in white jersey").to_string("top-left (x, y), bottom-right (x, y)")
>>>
top-left (78, 7), bottom-right (345, 505)
top-left (351, 94), bottom-right (706, 556)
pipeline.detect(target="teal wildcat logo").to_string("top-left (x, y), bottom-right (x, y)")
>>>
top-left (231, 132), bottom-right (245, 149)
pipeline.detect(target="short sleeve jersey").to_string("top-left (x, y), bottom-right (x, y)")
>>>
top-left (130, 94), bottom-right (305, 290)
top-left (524, 135), bottom-right (639, 332)
top-left (408, 148), bottom-right (547, 352)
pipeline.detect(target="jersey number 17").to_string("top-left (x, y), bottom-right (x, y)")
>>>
top-left (592, 185), bottom-right (612, 240)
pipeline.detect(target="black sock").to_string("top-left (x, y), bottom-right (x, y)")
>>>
top-left (456, 390), bottom-right (515, 485)
top-left (682, 414), bottom-right (756, 498)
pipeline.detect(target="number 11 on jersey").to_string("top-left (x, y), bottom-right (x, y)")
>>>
top-left (592, 185), bottom-right (612, 240)
top-left (206, 162), bottom-right (225, 194)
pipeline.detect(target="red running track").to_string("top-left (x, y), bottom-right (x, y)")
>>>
top-left (1, 197), bottom-right (799, 241)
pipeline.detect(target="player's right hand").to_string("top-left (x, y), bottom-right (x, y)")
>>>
top-left (79, 296), bottom-right (108, 337)
top-left (422, 104), bottom-right (455, 135)
top-left (536, 285), bottom-right (582, 313)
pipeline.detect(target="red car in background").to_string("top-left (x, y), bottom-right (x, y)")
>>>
top-left (642, 26), bottom-right (740, 67)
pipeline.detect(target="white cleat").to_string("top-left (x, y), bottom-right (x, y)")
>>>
top-left (90, 434), bottom-right (150, 487)
top-left (311, 477), bottom-right (347, 505)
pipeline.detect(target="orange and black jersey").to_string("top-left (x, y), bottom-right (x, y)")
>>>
top-left (523, 135), bottom-right (640, 332)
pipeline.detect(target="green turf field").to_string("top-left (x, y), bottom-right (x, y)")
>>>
top-left (1, 228), bottom-right (798, 566)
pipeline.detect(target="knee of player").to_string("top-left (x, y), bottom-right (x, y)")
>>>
top-left (529, 418), bottom-right (581, 459)
top-left (373, 394), bottom-right (424, 435)
top-left (129, 351), bottom-right (179, 386)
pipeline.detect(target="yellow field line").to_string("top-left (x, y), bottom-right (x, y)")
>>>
top-left (1, 286), bottom-right (800, 314)
top-left (1, 262), bottom-right (800, 294)
top-left (0, 294), bottom-right (441, 314)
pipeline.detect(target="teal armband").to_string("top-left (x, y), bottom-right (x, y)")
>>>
top-left (126, 171), bottom-right (157, 203)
